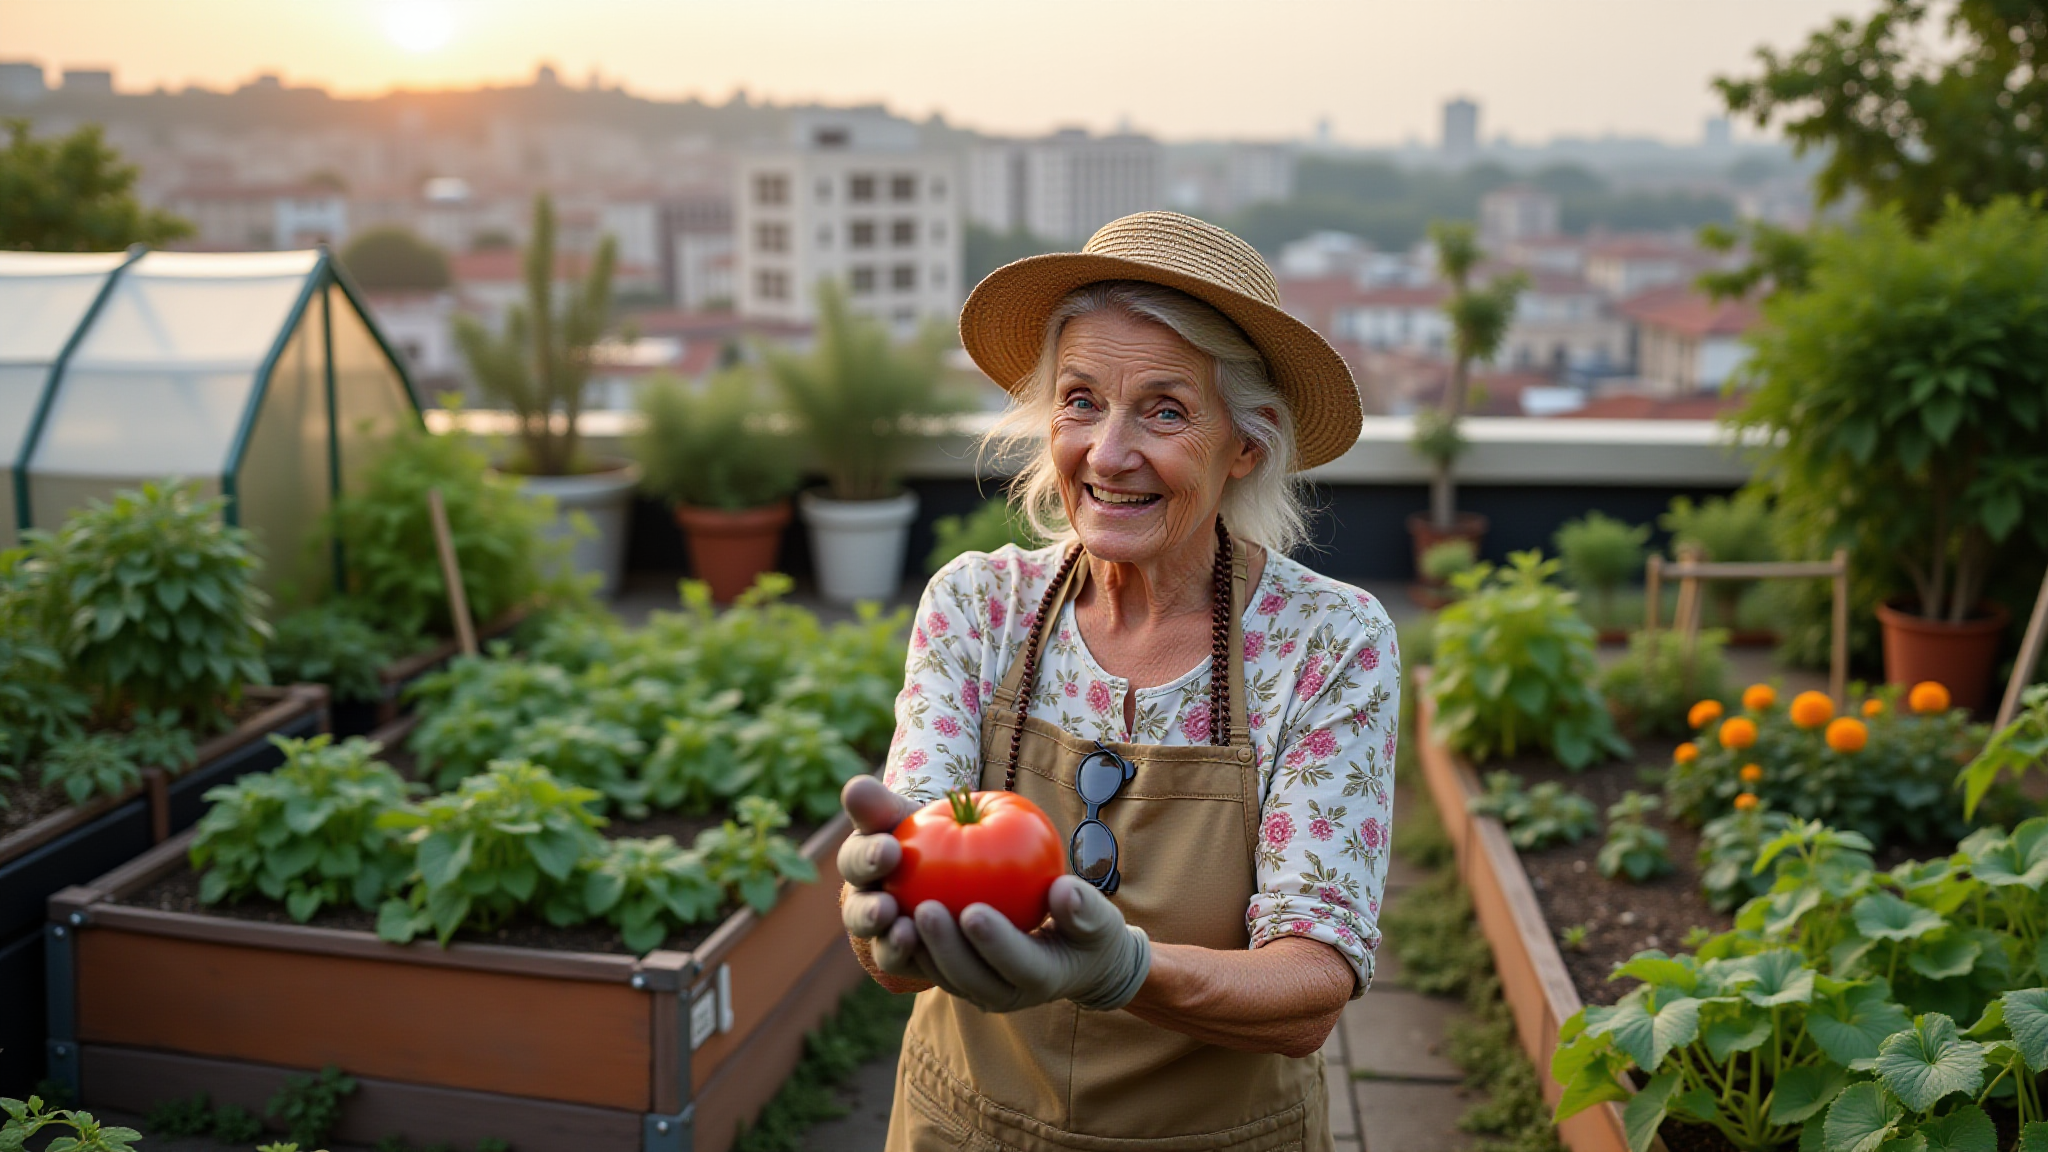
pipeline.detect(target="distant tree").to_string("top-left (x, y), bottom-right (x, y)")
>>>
top-left (964, 223), bottom-right (1062, 285)
top-left (1716, 0), bottom-right (2048, 232)
top-left (469, 229), bottom-right (516, 252)
top-left (339, 226), bottom-right (450, 291)
top-left (1414, 221), bottom-right (1525, 530)
top-left (0, 119), bottom-right (191, 252)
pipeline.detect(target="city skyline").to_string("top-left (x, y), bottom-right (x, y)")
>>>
top-left (4, 0), bottom-right (1884, 146)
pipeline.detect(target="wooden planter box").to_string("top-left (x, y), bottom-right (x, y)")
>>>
top-left (1412, 673), bottom-right (1661, 1152)
top-left (330, 610), bottom-right (529, 737)
top-left (44, 813), bottom-right (866, 1152)
top-left (0, 684), bottom-right (328, 1095)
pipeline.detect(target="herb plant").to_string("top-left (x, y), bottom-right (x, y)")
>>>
top-left (696, 796), bottom-right (818, 913)
top-left (190, 735), bottom-right (416, 921)
top-left (1553, 512), bottom-right (1648, 628)
top-left (0, 553), bottom-right (88, 765)
top-left (407, 696), bottom-right (527, 790)
top-left (583, 836), bottom-right (723, 954)
top-left (39, 733), bottom-right (140, 805)
top-left (266, 1064), bottom-right (355, 1149)
top-left (632, 369), bottom-right (801, 511)
top-left (1599, 628), bottom-right (1732, 740)
top-left (1658, 494), bottom-right (1777, 626)
top-left (1596, 791), bottom-right (1673, 882)
top-left (266, 602), bottom-right (404, 705)
top-left (770, 603), bottom-right (910, 759)
top-left (502, 712), bottom-right (645, 811)
top-left (733, 705), bottom-right (870, 822)
top-left (638, 692), bottom-right (745, 813)
top-left (0, 1095), bottom-right (142, 1152)
top-left (925, 499), bottom-right (1045, 575)
top-left (1428, 551), bottom-right (1629, 770)
top-left (1466, 772), bottom-right (1598, 851)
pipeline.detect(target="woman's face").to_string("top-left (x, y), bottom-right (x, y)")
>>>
top-left (1049, 309), bottom-right (1259, 566)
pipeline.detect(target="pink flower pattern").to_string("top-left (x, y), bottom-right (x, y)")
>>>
top-left (882, 542), bottom-right (1399, 990)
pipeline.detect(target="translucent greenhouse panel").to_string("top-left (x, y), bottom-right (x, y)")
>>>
top-left (0, 251), bottom-right (127, 363)
top-left (71, 251), bottom-right (321, 368)
top-left (328, 285), bottom-right (421, 497)
top-left (0, 365), bottom-right (44, 547)
top-left (234, 306), bottom-right (331, 603)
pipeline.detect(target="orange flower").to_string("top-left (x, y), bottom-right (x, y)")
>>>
top-left (1719, 716), bottom-right (1759, 749)
top-left (1734, 793), bottom-right (1760, 812)
top-left (1909, 681), bottom-right (1952, 715)
top-left (1688, 699), bottom-right (1725, 729)
top-left (1789, 691), bottom-right (1835, 729)
top-left (1826, 717), bottom-right (1868, 753)
top-left (1740, 763), bottom-right (1764, 784)
top-left (1743, 684), bottom-right (1778, 711)
top-left (1862, 698), bottom-right (1885, 718)
top-left (1674, 742), bottom-right (1700, 765)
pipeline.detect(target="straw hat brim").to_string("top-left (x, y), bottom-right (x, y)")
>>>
top-left (959, 251), bottom-right (1362, 471)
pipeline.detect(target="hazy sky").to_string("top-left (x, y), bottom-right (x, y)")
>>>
top-left (3, 0), bottom-right (1881, 144)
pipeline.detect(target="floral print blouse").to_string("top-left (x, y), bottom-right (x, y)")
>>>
top-left (882, 543), bottom-right (1400, 991)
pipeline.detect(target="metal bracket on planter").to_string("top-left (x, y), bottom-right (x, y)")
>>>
top-left (45, 917), bottom-right (82, 1096)
top-left (642, 1104), bottom-right (694, 1152)
top-left (687, 963), bottom-right (733, 1051)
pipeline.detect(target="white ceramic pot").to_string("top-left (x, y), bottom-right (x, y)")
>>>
top-left (503, 460), bottom-right (641, 599)
top-left (799, 489), bottom-right (919, 605)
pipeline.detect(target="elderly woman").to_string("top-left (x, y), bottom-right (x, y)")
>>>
top-left (839, 211), bottom-right (1398, 1152)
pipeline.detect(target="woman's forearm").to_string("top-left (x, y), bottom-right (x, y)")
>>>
top-left (1122, 937), bottom-right (1353, 1058)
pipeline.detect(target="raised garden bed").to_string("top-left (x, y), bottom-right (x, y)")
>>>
top-left (43, 796), bottom-right (864, 1152)
top-left (329, 609), bottom-right (530, 737)
top-left (0, 683), bottom-right (328, 1095)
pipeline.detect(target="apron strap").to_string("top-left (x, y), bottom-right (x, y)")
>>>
top-left (991, 543), bottom-right (1087, 715)
top-left (1226, 544), bottom-right (1251, 749)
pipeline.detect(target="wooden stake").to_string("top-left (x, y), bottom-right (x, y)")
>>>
top-left (428, 488), bottom-right (478, 657)
top-left (1644, 554), bottom-right (1662, 637)
top-left (1996, 564), bottom-right (2048, 730)
top-left (1829, 549), bottom-right (1850, 707)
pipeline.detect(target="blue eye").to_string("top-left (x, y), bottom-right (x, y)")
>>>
top-left (1068, 395), bottom-right (1096, 411)
top-left (1157, 407), bottom-right (1184, 422)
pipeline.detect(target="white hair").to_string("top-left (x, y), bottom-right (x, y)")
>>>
top-left (982, 281), bottom-right (1310, 556)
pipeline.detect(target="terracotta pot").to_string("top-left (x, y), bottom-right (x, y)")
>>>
top-left (1876, 599), bottom-right (2011, 712)
top-left (1406, 512), bottom-right (1489, 605)
top-left (673, 501), bottom-right (793, 604)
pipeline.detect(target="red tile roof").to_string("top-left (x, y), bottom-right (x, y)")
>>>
top-left (1618, 286), bottom-right (1760, 338)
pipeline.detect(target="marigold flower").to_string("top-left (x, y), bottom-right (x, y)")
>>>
top-left (1789, 690), bottom-right (1835, 729)
top-left (1742, 684), bottom-right (1777, 711)
top-left (1674, 742), bottom-right (1699, 765)
top-left (1734, 793), bottom-right (1760, 812)
top-left (1740, 763), bottom-right (1764, 784)
top-left (1688, 699), bottom-right (1725, 729)
top-left (1862, 698), bottom-right (1885, 718)
top-left (1909, 681), bottom-right (1952, 715)
top-left (1825, 717), bottom-right (1868, 753)
top-left (1719, 716), bottom-right (1758, 749)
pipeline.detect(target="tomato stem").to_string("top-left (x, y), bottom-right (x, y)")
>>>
top-left (945, 787), bottom-right (982, 825)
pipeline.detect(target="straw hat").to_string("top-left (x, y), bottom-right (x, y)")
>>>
top-left (959, 211), bottom-right (1362, 471)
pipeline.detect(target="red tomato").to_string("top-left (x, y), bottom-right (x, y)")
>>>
top-left (885, 789), bottom-right (1065, 931)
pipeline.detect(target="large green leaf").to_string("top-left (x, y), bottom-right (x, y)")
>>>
top-left (1769, 1062), bottom-right (1850, 1125)
top-left (1621, 1071), bottom-right (1679, 1152)
top-left (1907, 934), bottom-right (1982, 981)
top-left (1853, 893), bottom-right (1945, 942)
top-left (1915, 1105), bottom-right (1996, 1152)
top-left (1875, 1013), bottom-right (1986, 1112)
top-left (1704, 1013), bottom-right (1773, 1063)
top-left (1737, 949), bottom-right (1817, 1007)
top-left (1592, 995), bottom-right (1702, 1071)
top-left (2002, 988), bottom-right (2048, 1073)
top-left (1553, 1048), bottom-right (1632, 1121)
top-left (1824, 1082), bottom-right (1903, 1152)
top-left (2020, 1122), bottom-right (2048, 1152)
top-left (1611, 952), bottom-right (1699, 995)
top-left (1811, 983), bottom-right (1914, 1069)
top-left (1968, 821), bottom-right (2048, 889)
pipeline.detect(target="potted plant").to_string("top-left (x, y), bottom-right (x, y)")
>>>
top-left (1733, 198), bottom-right (2048, 710)
top-left (767, 283), bottom-right (959, 604)
top-left (1407, 221), bottom-right (1525, 598)
top-left (1553, 511), bottom-right (1649, 638)
top-left (631, 370), bottom-right (801, 603)
top-left (454, 194), bottom-right (638, 598)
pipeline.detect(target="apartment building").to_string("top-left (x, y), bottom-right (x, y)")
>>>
top-left (163, 184), bottom-right (350, 250)
top-left (735, 110), bottom-right (963, 331)
top-left (968, 129), bottom-right (1164, 242)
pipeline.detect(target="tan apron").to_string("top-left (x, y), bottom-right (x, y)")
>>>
top-left (885, 544), bottom-right (1330, 1152)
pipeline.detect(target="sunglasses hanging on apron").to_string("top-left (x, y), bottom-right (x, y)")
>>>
top-left (886, 521), bottom-right (1331, 1152)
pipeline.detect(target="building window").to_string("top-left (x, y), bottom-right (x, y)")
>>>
top-left (891, 264), bottom-right (916, 291)
top-left (850, 266), bottom-right (877, 295)
top-left (849, 174), bottom-right (876, 202)
top-left (890, 174), bottom-right (917, 202)
top-left (753, 173), bottom-right (788, 206)
top-left (932, 221), bottom-right (947, 243)
top-left (894, 308), bottom-right (917, 326)
top-left (931, 264), bottom-right (947, 287)
top-left (754, 222), bottom-right (788, 253)
top-left (816, 178), bottom-right (832, 201)
top-left (891, 219), bottom-right (916, 247)
top-left (931, 177), bottom-right (947, 200)
top-left (755, 269), bottom-right (789, 301)
top-left (850, 220), bottom-right (876, 248)
top-left (817, 224), bottom-right (832, 247)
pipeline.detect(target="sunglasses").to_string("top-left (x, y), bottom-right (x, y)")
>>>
top-left (1070, 742), bottom-right (1137, 895)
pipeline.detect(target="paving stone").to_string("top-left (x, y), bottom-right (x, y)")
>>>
top-left (1341, 989), bottom-right (1466, 1082)
top-left (1326, 1052), bottom-right (1360, 1142)
top-left (1333, 1139), bottom-right (1362, 1152)
top-left (1353, 1079), bottom-right (1477, 1152)
top-left (1370, 941), bottom-right (1403, 987)
top-left (805, 1053), bottom-right (899, 1151)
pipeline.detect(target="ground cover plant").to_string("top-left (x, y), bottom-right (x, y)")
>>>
top-left (0, 1094), bottom-right (141, 1151)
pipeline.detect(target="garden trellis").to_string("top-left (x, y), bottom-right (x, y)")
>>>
top-left (0, 247), bottom-right (421, 599)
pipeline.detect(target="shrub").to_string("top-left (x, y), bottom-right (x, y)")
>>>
top-left (190, 735), bottom-right (416, 921)
top-left (695, 796), bottom-right (818, 913)
top-left (1428, 551), bottom-right (1629, 770)
top-left (632, 370), bottom-right (801, 511)
top-left (1596, 791), bottom-right (1672, 882)
top-left (926, 499), bottom-right (1046, 574)
top-left (1598, 628), bottom-right (1733, 739)
top-left (1419, 539), bottom-right (1477, 585)
top-left (1658, 493), bottom-right (1777, 626)
top-left (18, 481), bottom-right (269, 724)
top-left (583, 835), bottom-right (723, 955)
top-left (1466, 772), bottom-right (1598, 850)
top-left (1553, 512), bottom-right (1648, 626)
top-left (266, 602), bottom-right (405, 705)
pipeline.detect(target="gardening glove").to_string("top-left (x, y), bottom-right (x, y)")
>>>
top-left (837, 775), bottom-right (929, 980)
top-left (911, 875), bottom-right (1152, 1014)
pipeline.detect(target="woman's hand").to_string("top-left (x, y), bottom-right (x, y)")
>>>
top-left (912, 875), bottom-right (1151, 1014)
top-left (837, 776), bottom-right (926, 979)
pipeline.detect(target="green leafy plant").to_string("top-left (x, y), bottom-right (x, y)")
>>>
top-left (696, 796), bottom-right (818, 913)
top-left (189, 734), bottom-right (417, 921)
top-left (1553, 512), bottom-right (1649, 628)
top-left (732, 704), bottom-right (870, 822)
top-left (376, 761), bottom-right (607, 946)
top-left (143, 1093), bottom-right (214, 1138)
top-left (583, 836), bottom-right (723, 954)
top-left (580, 674), bottom-right (690, 747)
top-left (266, 1065), bottom-right (355, 1149)
top-left (1415, 220), bottom-right (1526, 530)
top-left (769, 602), bottom-right (910, 759)
top-left (638, 691), bottom-right (745, 813)
top-left (632, 369), bottom-right (800, 511)
top-left (1697, 805), bottom-right (1798, 913)
top-left (211, 1103), bottom-right (262, 1143)
top-left (1958, 685), bottom-right (2048, 820)
top-left (17, 480), bottom-right (269, 723)
top-left (926, 498), bottom-right (1046, 574)
top-left (39, 733), bottom-right (140, 805)
top-left (266, 602), bottom-right (405, 705)
top-left (1466, 772), bottom-right (1598, 851)
top-left (1659, 494), bottom-right (1778, 627)
top-left (1597, 791), bottom-right (1674, 882)
top-left (406, 654), bottom-right (578, 787)
top-left (1419, 539), bottom-right (1478, 586)
top-left (731, 980), bottom-right (916, 1152)
top-left (123, 706), bottom-right (197, 772)
top-left (0, 1094), bottom-right (142, 1152)
top-left (1427, 551), bottom-right (1630, 770)
top-left (1599, 628), bottom-right (1733, 740)
top-left (0, 552), bottom-right (88, 766)
top-left (501, 712), bottom-right (646, 811)
top-left (406, 695), bottom-right (527, 790)
top-left (1561, 924), bottom-right (1589, 952)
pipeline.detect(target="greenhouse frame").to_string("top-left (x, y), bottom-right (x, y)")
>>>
top-left (0, 247), bottom-right (423, 598)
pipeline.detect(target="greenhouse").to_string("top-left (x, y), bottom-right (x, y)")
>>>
top-left (0, 247), bottom-right (420, 597)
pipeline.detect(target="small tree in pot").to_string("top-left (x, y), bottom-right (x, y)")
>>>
top-left (631, 369), bottom-right (801, 603)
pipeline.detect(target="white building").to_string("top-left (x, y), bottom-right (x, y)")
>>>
top-left (1442, 98), bottom-right (1479, 159)
top-left (735, 110), bottom-right (963, 332)
top-left (0, 61), bottom-right (46, 103)
top-left (969, 129), bottom-right (1164, 242)
top-left (164, 184), bottom-right (350, 250)
top-left (60, 68), bottom-right (114, 95)
top-left (1480, 185), bottom-right (1561, 247)
top-left (1618, 286), bottom-right (1760, 395)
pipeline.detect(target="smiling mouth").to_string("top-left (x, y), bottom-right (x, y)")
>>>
top-left (1085, 484), bottom-right (1161, 508)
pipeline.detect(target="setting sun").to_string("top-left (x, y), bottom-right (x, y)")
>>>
top-left (380, 0), bottom-right (456, 54)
